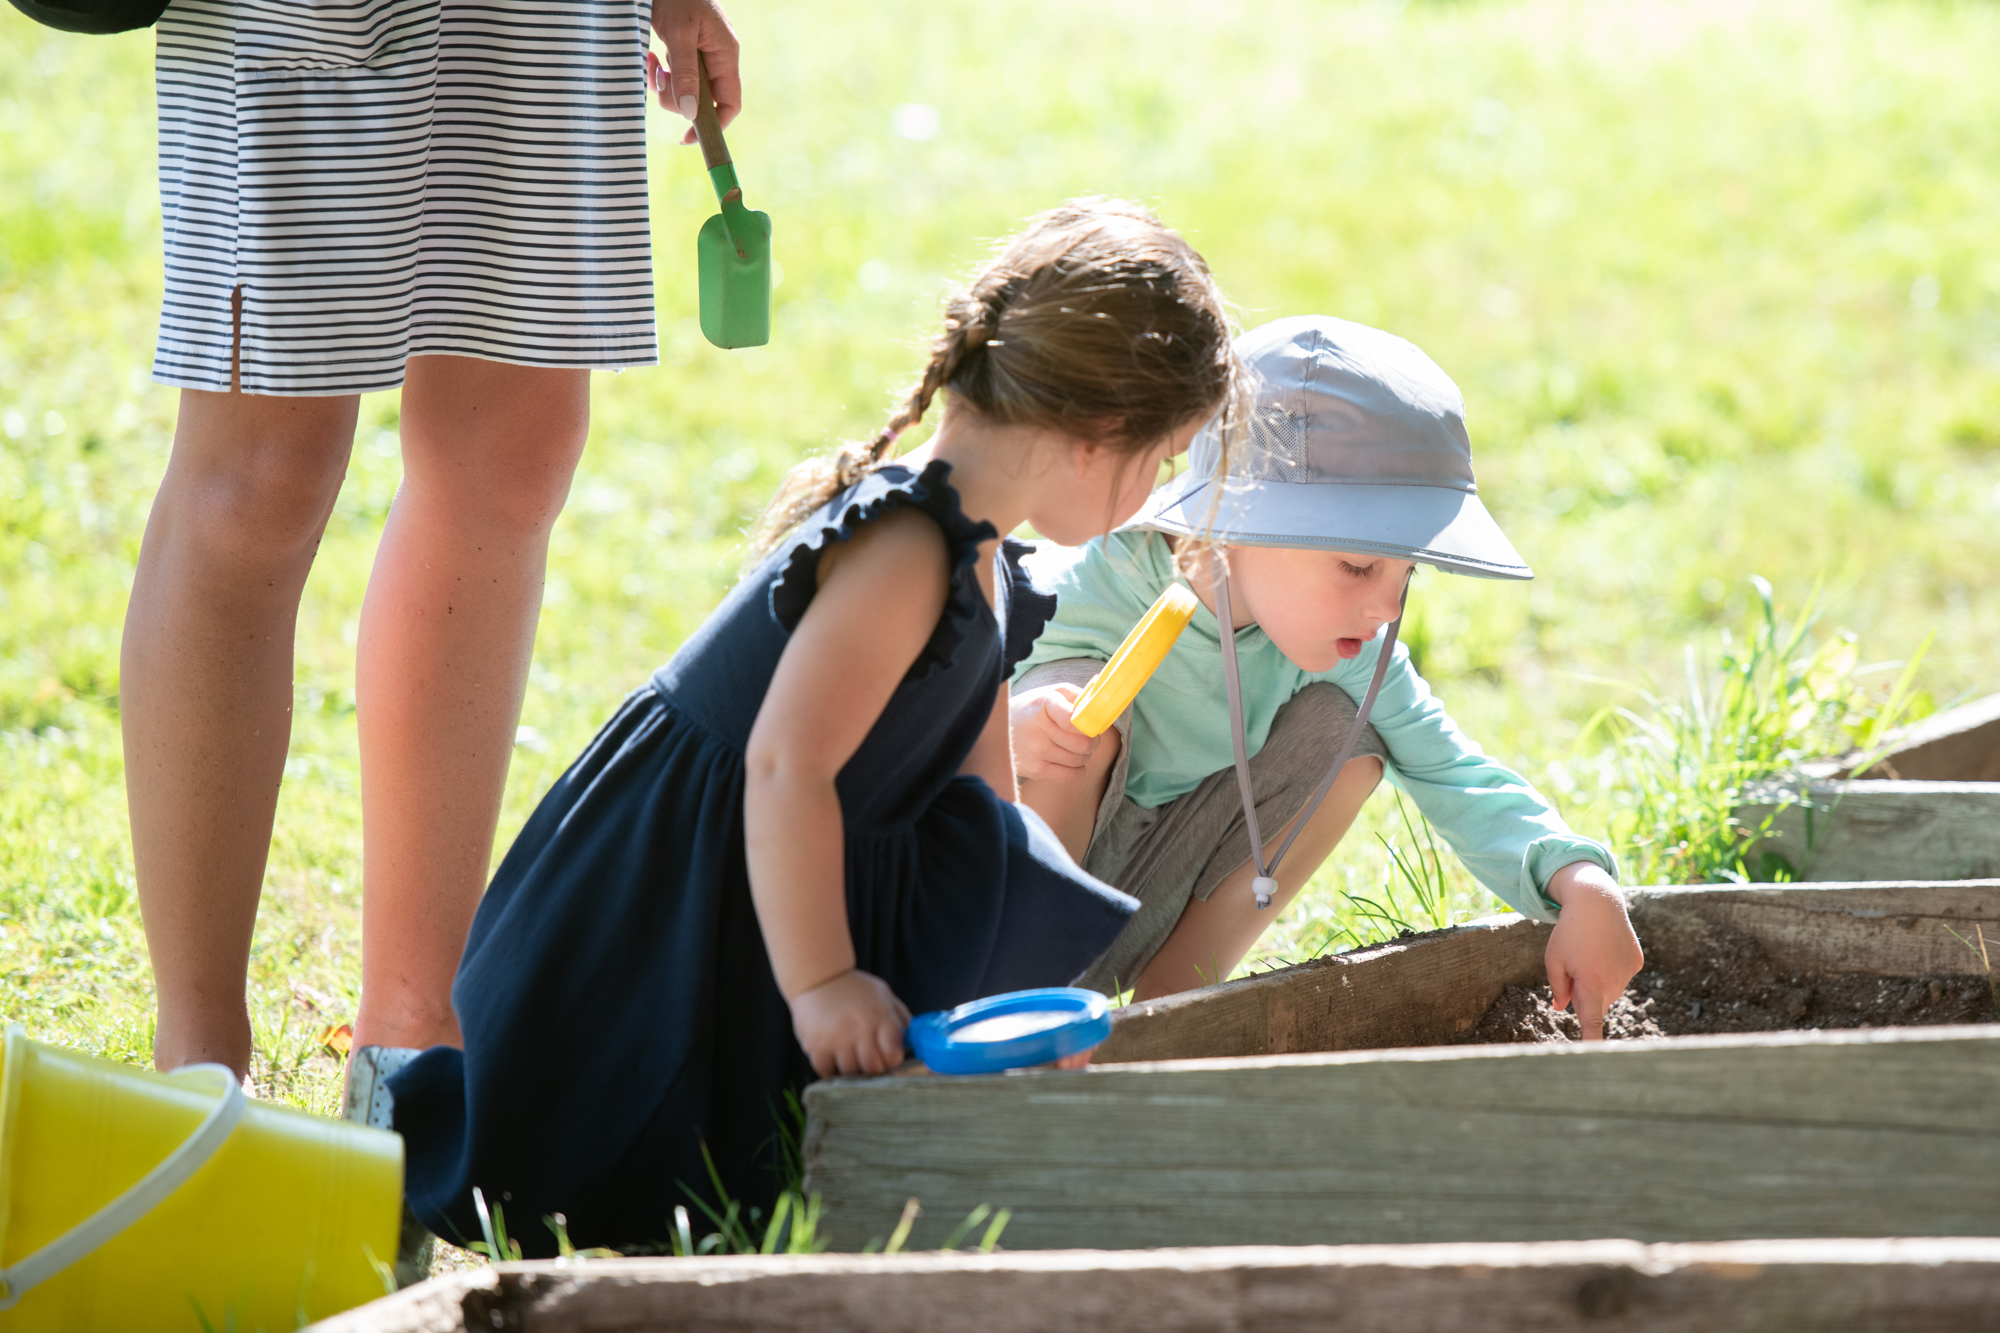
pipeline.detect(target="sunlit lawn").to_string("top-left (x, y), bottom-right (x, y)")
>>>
top-left (4, 0), bottom-right (1998, 1113)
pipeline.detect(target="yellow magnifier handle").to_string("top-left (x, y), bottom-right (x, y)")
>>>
top-left (1068, 584), bottom-right (1200, 738)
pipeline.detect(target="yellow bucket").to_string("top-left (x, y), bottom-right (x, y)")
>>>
top-left (0, 1026), bottom-right (403, 1331)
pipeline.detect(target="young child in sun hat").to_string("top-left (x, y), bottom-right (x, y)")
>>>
top-left (359, 199), bottom-right (1245, 1259)
top-left (1012, 314), bottom-right (1644, 1031)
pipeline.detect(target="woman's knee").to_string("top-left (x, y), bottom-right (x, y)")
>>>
top-left (159, 390), bottom-right (357, 567)
top-left (397, 357), bottom-right (590, 534)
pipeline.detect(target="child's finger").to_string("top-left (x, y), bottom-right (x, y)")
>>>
top-left (1573, 979), bottom-right (1609, 1041)
top-left (1026, 742), bottom-right (1089, 774)
top-left (1040, 703), bottom-right (1098, 754)
top-left (1041, 693), bottom-right (1092, 738)
top-left (1053, 1047), bottom-right (1095, 1071)
top-left (1546, 958), bottom-right (1573, 1016)
top-left (876, 1023), bottom-right (905, 1071)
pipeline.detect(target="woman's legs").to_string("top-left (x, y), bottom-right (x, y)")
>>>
top-left (125, 389), bottom-right (360, 1076)
top-left (351, 355), bottom-right (590, 1052)
top-left (1132, 755), bottom-right (1383, 1001)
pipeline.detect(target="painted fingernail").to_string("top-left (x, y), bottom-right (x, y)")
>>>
top-left (679, 93), bottom-right (696, 121)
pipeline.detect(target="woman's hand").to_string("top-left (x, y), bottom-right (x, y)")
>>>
top-left (1543, 862), bottom-right (1645, 1040)
top-left (1009, 683), bottom-right (1101, 782)
top-left (646, 0), bottom-right (742, 146)
top-left (790, 970), bottom-right (913, 1078)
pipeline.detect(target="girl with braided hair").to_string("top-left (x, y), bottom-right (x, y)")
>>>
top-left (379, 198), bottom-right (1245, 1254)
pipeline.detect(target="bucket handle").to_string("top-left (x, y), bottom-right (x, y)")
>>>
top-left (0, 1027), bottom-right (246, 1311)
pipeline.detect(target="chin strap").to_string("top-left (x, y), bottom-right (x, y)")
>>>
top-left (1211, 550), bottom-right (1408, 909)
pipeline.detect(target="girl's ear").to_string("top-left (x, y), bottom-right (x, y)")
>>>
top-left (1062, 417), bottom-right (1127, 473)
top-left (1066, 436), bottom-right (1103, 477)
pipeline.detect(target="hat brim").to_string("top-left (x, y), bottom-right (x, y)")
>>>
top-left (1126, 472), bottom-right (1533, 580)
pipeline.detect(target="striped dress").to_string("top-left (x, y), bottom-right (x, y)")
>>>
top-left (153, 0), bottom-right (659, 397)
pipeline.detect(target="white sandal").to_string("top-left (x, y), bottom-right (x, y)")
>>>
top-left (342, 1046), bottom-right (436, 1288)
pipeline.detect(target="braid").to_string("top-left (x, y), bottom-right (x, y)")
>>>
top-left (865, 300), bottom-right (994, 460)
top-left (744, 296), bottom-right (1002, 559)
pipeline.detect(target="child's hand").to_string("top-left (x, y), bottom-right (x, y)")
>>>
top-left (1543, 863), bottom-right (1644, 1040)
top-left (1009, 683), bottom-right (1102, 781)
top-left (789, 969), bottom-right (913, 1078)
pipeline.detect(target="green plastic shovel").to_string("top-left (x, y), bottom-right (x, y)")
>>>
top-left (690, 54), bottom-right (771, 349)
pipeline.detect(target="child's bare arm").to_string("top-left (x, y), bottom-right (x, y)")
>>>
top-left (961, 680), bottom-right (1020, 802)
top-left (1543, 862), bottom-right (1645, 1040)
top-left (744, 508), bottom-right (949, 1075)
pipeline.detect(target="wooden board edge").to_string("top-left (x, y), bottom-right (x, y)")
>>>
top-left (1098, 884), bottom-right (1998, 1065)
top-left (1098, 915), bottom-right (1552, 1062)
top-left (304, 1270), bottom-right (494, 1333)
top-left (308, 1240), bottom-right (2000, 1333)
top-left (808, 1020), bottom-right (2000, 1093)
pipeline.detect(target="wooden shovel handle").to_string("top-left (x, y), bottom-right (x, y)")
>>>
top-left (693, 52), bottom-right (730, 172)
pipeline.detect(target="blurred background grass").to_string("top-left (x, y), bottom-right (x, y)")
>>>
top-left (3, 0), bottom-right (1997, 1103)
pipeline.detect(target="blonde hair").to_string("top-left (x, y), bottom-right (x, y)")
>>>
top-left (748, 197), bottom-right (1247, 557)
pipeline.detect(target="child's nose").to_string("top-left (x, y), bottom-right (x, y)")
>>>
top-left (1368, 568), bottom-right (1415, 626)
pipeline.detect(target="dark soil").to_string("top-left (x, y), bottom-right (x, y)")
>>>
top-left (1466, 919), bottom-right (1999, 1045)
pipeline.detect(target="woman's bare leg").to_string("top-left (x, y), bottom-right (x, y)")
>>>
top-left (351, 355), bottom-right (590, 1052)
top-left (1132, 756), bottom-right (1383, 1001)
top-left (125, 389), bottom-right (359, 1076)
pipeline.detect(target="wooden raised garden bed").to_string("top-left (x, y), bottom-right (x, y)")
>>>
top-left (802, 881), bottom-right (2000, 1252)
top-left (313, 1239), bottom-right (2000, 1332)
top-left (1738, 692), bottom-right (2000, 881)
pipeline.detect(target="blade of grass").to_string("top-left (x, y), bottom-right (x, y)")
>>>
top-left (883, 1198), bottom-right (920, 1254)
top-left (938, 1203), bottom-right (992, 1251)
top-left (977, 1208), bottom-right (1012, 1253)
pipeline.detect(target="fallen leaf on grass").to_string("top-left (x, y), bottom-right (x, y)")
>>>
top-left (319, 1022), bottom-right (354, 1056)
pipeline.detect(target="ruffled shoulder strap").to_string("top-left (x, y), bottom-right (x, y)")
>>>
top-left (768, 458), bottom-right (998, 636)
top-left (999, 538), bottom-right (1058, 676)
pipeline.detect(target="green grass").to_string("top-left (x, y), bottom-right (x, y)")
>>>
top-left (4, 0), bottom-right (1999, 1128)
top-left (1570, 577), bottom-right (1933, 886)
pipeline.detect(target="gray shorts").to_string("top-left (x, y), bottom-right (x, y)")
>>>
top-left (1016, 661), bottom-right (1388, 992)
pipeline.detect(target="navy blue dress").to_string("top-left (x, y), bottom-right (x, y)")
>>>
top-left (389, 460), bottom-right (1137, 1256)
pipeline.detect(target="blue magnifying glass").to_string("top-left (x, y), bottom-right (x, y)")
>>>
top-left (906, 987), bottom-right (1112, 1076)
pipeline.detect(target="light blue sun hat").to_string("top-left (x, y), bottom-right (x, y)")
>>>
top-left (1129, 314), bottom-right (1531, 580)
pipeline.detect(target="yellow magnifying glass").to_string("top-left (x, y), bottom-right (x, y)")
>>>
top-left (1067, 584), bottom-right (1200, 737)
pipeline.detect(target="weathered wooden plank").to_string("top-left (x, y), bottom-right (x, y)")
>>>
top-left (1817, 691), bottom-right (2000, 783)
top-left (1096, 915), bottom-right (1551, 1063)
top-left (1738, 781), bottom-right (2000, 881)
top-left (309, 1239), bottom-right (2000, 1333)
top-left (1629, 881), bottom-right (2000, 976)
top-left (803, 1026), bottom-right (2000, 1252)
top-left (307, 1271), bottom-right (492, 1333)
top-left (1099, 883), bottom-right (2000, 1066)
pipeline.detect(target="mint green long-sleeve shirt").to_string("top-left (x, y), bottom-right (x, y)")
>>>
top-left (1015, 530), bottom-right (1615, 923)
